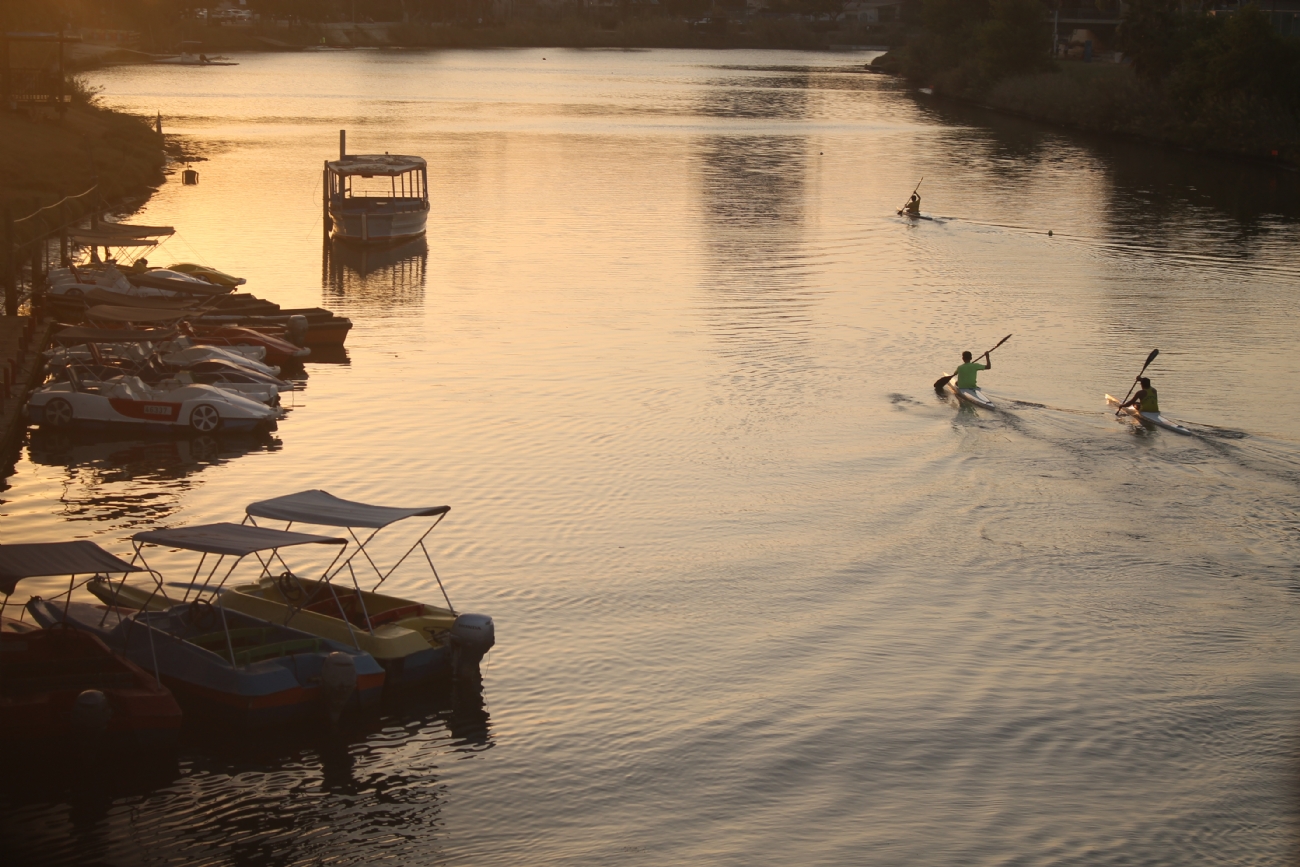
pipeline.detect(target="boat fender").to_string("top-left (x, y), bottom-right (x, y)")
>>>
top-left (72, 689), bottom-right (113, 734)
top-left (450, 613), bottom-right (496, 664)
top-left (286, 315), bottom-right (309, 347)
top-left (320, 651), bottom-right (357, 726)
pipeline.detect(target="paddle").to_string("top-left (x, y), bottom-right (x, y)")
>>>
top-left (1115, 348), bottom-right (1159, 415)
top-left (896, 177), bottom-right (923, 215)
top-left (933, 334), bottom-right (1012, 391)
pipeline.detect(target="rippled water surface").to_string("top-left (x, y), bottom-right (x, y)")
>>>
top-left (3, 49), bottom-right (1300, 866)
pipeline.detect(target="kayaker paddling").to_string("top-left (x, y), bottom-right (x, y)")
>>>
top-left (904, 192), bottom-right (921, 216)
top-left (954, 350), bottom-right (989, 390)
top-left (1122, 377), bottom-right (1158, 413)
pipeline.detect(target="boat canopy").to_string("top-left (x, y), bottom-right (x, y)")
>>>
top-left (96, 223), bottom-right (175, 238)
top-left (87, 305), bottom-right (187, 324)
top-left (326, 154), bottom-right (426, 177)
top-left (70, 233), bottom-right (160, 248)
top-left (0, 542), bottom-right (140, 595)
top-left (54, 325), bottom-right (178, 345)
top-left (247, 489), bottom-right (450, 529)
top-left (133, 523), bottom-right (346, 557)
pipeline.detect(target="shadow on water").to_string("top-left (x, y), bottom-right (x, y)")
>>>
top-left (13, 429), bottom-right (282, 526)
top-left (0, 678), bottom-right (493, 867)
top-left (323, 237), bottom-right (428, 310)
top-left (912, 93), bottom-right (1300, 229)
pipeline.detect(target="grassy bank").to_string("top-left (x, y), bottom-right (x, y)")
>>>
top-left (0, 98), bottom-right (167, 222)
top-left (980, 61), bottom-right (1299, 166)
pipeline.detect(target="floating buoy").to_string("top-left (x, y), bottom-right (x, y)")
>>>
top-left (1047, 230), bottom-right (1053, 236)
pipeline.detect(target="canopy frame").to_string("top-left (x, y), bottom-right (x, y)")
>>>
top-left (244, 490), bottom-right (456, 624)
top-left (126, 523), bottom-right (359, 661)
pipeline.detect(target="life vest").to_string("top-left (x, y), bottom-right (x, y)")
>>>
top-left (1139, 387), bottom-right (1159, 413)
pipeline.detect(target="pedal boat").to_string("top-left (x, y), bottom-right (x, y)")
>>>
top-left (59, 524), bottom-right (387, 727)
top-left (1, 542), bottom-right (182, 748)
top-left (234, 490), bottom-right (496, 685)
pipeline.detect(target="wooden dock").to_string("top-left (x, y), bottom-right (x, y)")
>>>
top-left (1, 315), bottom-right (51, 467)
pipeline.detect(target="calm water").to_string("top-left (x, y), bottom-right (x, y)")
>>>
top-left (3, 49), bottom-right (1300, 865)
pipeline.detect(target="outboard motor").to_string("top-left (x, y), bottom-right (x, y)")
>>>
top-left (319, 652), bottom-right (356, 726)
top-left (286, 315), bottom-right (309, 348)
top-left (71, 689), bottom-right (113, 734)
top-left (450, 613), bottom-right (495, 678)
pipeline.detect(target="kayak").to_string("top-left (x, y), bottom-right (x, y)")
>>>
top-left (1106, 394), bottom-right (1194, 435)
top-left (948, 382), bottom-right (995, 409)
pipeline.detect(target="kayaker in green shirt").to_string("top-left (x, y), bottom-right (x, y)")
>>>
top-left (954, 350), bottom-right (990, 389)
top-left (1123, 377), bottom-right (1159, 413)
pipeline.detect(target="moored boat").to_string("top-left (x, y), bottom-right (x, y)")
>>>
top-left (45, 523), bottom-right (389, 727)
top-left (325, 135), bottom-right (429, 245)
top-left (0, 542), bottom-right (182, 748)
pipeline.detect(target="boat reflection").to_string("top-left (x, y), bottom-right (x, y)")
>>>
top-left (323, 236), bottom-right (428, 309)
top-left (0, 680), bottom-right (492, 866)
top-left (25, 429), bottom-right (281, 526)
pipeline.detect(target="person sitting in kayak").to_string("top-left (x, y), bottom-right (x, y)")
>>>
top-left (1123, 377), bottom-right (1158, 413)
top-left (955, 350), bottom-right (989, 389)
top-left (905, 193), bottom-right (921, 215)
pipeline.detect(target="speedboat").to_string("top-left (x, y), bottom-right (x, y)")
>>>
top-left (0, 542), bottom-right (182, 748)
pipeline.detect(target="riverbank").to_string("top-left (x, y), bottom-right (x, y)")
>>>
top-left (0, 100), bottom-right (169, 217)
top-left (88, 17), bottom-right (900, 54)
top-left (873, 54), bottom-right (1299, 168)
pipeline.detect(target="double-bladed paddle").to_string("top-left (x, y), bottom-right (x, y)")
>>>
top-left (1115, 348), bottom-right (1159, 415)
top-left (934, 334), bottom-right (1012, 391)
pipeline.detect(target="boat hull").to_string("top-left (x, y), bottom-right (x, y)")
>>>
top-left (1106, 395), bottom-right (1194, 435)
top-left (27, 599), bottom-right (385, 728)
top-left (0, 616), bottom-right (182, 749)
top-left (329, 204), bottom-right (428, 245)
top-left (948, 383), bottom-right (995, 409)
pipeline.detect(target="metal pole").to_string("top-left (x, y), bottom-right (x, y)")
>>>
top-left (3, 206), bottom-right (16, 317)
top-left (339, 129), bottom-right (346, 160)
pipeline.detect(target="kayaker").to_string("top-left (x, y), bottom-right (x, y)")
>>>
top-left (905, 193), bottom-right (921, 215)
top-left (955, 350), bottom-right (990, 389)
top-left (1123, 377), bottom-right (1158, 413)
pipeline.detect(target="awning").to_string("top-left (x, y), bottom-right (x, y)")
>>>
top-left (95, 223), bottom-right (175, 238)
top-left (326, 154), bottom-right (426, 177)
top-left (70, 233), bottom-right (159, 248)
top-left (87, 305), bottom-right (187, 324)
top-left (0, 541), bottom-right (140, 595)
top-left (246, 490), bottom-right (449, 529)
top-left (133, 522), bottom-right (347, 556)
top-left (54, 325), bottom-right (177, 345)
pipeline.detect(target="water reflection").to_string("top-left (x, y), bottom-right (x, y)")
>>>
top-left (25, 429), bottom-right (281, 526)
top-left (0, 680), bottom-right (492, 867)
top-left (696, 133), bottom-right (819, 401)
top-left (697, 70), bottom-right (811, 119)
top-left (323, 237), bottom-right (428, 309)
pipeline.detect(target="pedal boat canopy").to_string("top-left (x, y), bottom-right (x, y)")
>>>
top-left (246, 489), bottom-right (449, 528)
top-left (0, 541), bottom-right (140, 595)
top-left (132, 522), bottom-right (347, 556)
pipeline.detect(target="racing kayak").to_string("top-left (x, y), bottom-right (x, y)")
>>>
top-left (948, 383), bottom-right (995, 409)
top-left (1106, 394), bottom-right (1194, 435)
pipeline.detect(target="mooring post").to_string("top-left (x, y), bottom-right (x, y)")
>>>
top-left (156, 111), bottom-right (162, 135)
top-left (323, 161), bottom-right (331, 239)
top-left (58, 188), bottom-right (68, 265)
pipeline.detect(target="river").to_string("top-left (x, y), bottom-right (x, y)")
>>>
top-left (2, 48), bottom-right (1299, 866)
